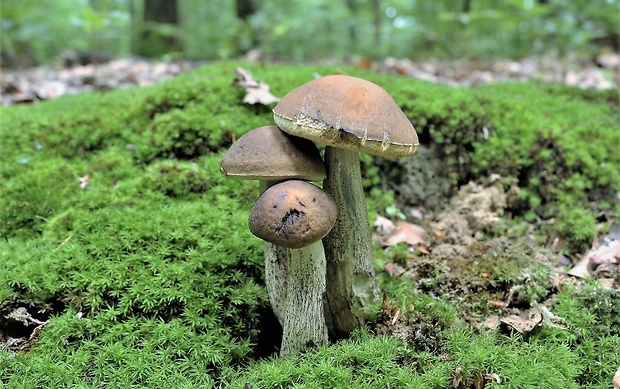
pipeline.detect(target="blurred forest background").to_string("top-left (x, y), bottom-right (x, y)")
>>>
top-left (1, 0), bottom-right (619, 68)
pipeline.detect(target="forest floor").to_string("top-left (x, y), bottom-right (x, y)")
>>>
top-left (1, 57), bottom-right (618, 387)
top-left (1, 52), bottom-right (618, 106)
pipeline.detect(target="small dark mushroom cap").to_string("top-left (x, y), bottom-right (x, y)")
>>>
top-left (249, 180), bottom-right (337, 249)
top-left (220, 125), bottom-right (325, 181)
top-left (273, 75), bottom-right (419, 158)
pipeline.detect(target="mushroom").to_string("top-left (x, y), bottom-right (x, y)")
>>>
top-left (221, 125), bottom-right (326, 325)
top-left (249, 180), bottom-right (337, 356)
top-left (273, 75), bottom-right (419, 338)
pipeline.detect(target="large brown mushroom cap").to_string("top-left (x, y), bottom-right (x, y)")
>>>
top-left (273, 75), bottom-right (419, 158)
top-left (220, 125), bottom-right (325, 181)
top-left (249, 180), bottom-right (337, 249)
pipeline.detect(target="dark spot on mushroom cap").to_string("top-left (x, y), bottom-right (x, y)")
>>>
top-left (275, 209), bottom-right (307, 238)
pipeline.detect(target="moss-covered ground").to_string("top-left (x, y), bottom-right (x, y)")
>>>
top-left (1, 62), bottom-right (618, 388)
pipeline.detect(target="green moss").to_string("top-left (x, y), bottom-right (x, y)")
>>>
top-left (0, 62), bottom-right (617, 387)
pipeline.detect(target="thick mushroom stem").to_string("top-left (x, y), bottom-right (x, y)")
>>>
top-left (280, 240), bottom-right (328, 357)
top-left (322, 147), bottom-right (379, 338)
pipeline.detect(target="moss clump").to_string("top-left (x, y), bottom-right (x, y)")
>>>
top-left (0, 62), bottom-right (617, 387)
top-left (378, 79), bottom-right (619, 248)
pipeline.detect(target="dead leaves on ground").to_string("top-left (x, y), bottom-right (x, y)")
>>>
top-left (452, 367), bottom-right (501, 389)
top-left (567, 225), bottom-right (620, 286)
top-left (374, 215), bottom-right (428, 253)
top-left (233, 68), bottom-right (280, 106)
top-left (375, 215), bottom-right (430, 278)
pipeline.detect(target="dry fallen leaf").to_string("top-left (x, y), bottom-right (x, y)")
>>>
top-left (500, 305), bottom-right (568, 336)
top-left (499, 311), bottom-right (543, 336)
top-left (484, 373), bottom-right (501, 384)
top-left (77, 174), bottom-right (91, 190)
top-left (390, 307), bottom-right (401, 325)
top-left (233, 68), bottom-right (280, 106)
top-left (568, 229), bottom-right (620, 278)
top-left (374, 215), bottom-right (396, 236)
top-left (472, 371), bottom-right (485, 389)
top-left (384, 221), bottom-right (426, 247)
top-left (452, 367), bottom-right (463, 388)
top-left (384, 262), bottom-right (406, 278)
top-left (413, 245), bottom-right (430, 255)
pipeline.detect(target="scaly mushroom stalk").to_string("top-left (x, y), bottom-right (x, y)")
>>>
top-left (322, 147), bottom-right (378, 338)
top-left (280, 241), bottom-right (328, 356)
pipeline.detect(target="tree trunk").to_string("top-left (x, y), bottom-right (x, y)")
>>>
top-left (132, 0), bottom-right (179, 57)
top-left (234, 0), bottom-right (261, 51)
top-left (371, 0), bottom-right (382, 56)
top-left (343, 0), bottom-right (359, 53)
top-left (235, 0), bottom-right (257, 20)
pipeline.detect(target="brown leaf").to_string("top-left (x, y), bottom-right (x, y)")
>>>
top-left (233, 68), bottom-right (280, 106)
top-left (384, 262), bottom-right (406, 278)
top-left (374, 215), bottom-right (396, 236)
top-left (413, 246), bottom-right (430, 255)
top-left (499, 311), bottom-right (542, 335)
top-left (568, 234), bottom-right (620, 278)
top-left (452, 367), bottom-right (463, 388)
top-left (484, 373), bottom-right (501, 384)
top-left (384, 221), bottom-right (426, 247)
top-left (472, 371), bottom-right (485, 389)
top-left (489, 299), bottom-right (507, 308)
top-left (390, 307), bottom-right (400, 325)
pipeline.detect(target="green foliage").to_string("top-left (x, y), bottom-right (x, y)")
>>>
top-left (0, 62), bottom-right (617, 386)
top-left (2, 0), bottom-right (618, 64)
top-left (1, 0), bottom-right (130, 65)
top-left (550, 286), bottom-right (620, 388)
top-left (222, 330), bottom-right (444, 388)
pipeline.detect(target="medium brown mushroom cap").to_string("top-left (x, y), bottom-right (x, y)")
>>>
top-left (220, 125), bottom-right (325, 181)
top-left (273, 75), bottom-right (419, 158)
top-left (249, 180), bottom-right (337, 249)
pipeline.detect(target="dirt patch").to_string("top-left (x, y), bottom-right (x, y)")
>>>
top-left (374, 178), bottom-right (573, 341)
top-left (0, 300), bottom-right (63, 354)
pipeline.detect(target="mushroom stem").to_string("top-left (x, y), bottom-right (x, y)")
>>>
top-left (280, 240), bottom-right (328, 356)
top-left (263, 242), bottom-right (287, 325)
top-left (322, 146), bottom-right (379, 338)
top-left (260, 179), bottom-right (287, 327)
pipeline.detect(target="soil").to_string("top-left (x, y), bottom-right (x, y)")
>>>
top-left (373, 172), bottom-right (619, 343)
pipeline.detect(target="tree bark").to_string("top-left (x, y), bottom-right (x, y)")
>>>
top-left (371, 0), bottom-right (382, 55)
top-left (343, 0), bottom-right (359, 53)
top-left (132, 0), bottom-right (179, 57)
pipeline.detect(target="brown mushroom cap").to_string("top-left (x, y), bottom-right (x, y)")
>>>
top-left (249, 180), bottom-right (337, 249)
top-left (220, 125), bottom-right (325, 181)
top-left (273, 75), bottom-right (419, 158)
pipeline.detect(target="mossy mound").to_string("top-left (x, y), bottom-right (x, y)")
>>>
top-left (1, 62), bottom-right (618, 387)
